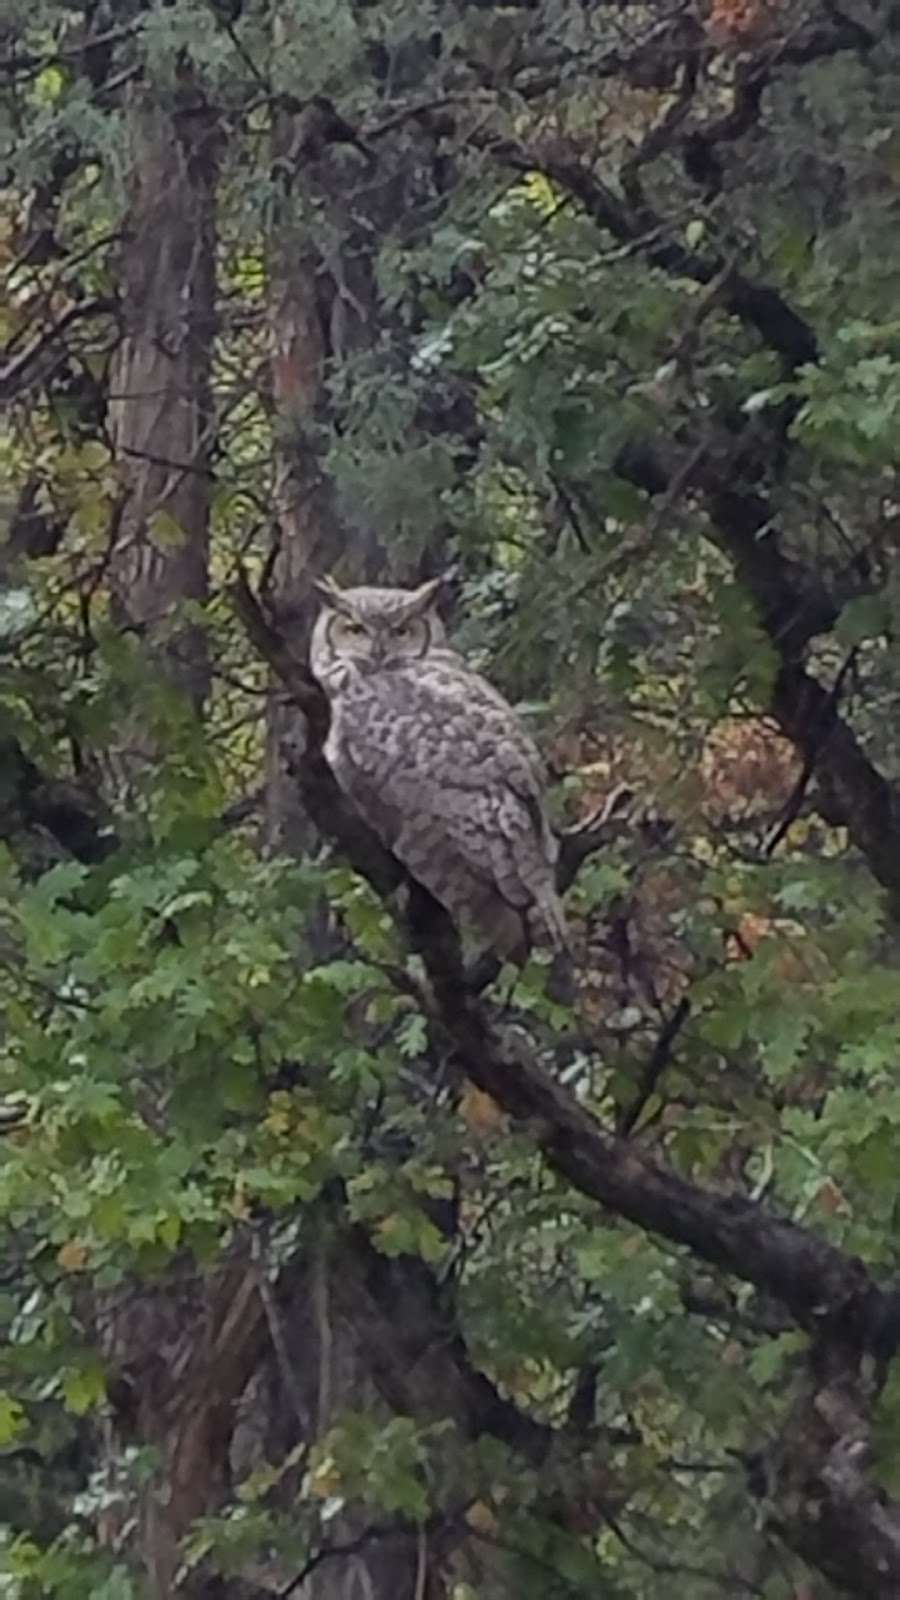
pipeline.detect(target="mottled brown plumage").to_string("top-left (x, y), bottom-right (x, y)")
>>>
top-left (309, 575), bottom-right (567, 960)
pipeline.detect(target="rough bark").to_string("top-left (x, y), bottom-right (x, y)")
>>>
top-left (100, 1263), bottom-right (267, 1597)
top-left (262, 76), bottom-right (350, 854)
top-left (255, 29), bottom-right (462, 1600)
top-left (94, 74), bottom-right (228, 1599)
top-left (106, 78), bottom-right (218, 723)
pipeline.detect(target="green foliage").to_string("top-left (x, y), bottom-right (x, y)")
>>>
top-left (5, 3), bottom-right (900, 1597)
top-left (762, 322), bottom-right (900, 468)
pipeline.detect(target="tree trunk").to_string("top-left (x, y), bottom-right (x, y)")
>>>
top-left (262, 33), bottom-right (387, 853)
top-left (252, 25), bottom-right (458, 1599)
top-left (94, 74), bottom-right (245, 1600)
top-left (106, 78), bottom-right (218, 729)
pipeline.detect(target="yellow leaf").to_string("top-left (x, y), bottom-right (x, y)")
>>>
top-left (35, 66), bottom-right (64, 103)
top-left (264, 1091), bottom-right (293, 1138)
top-left (148, 509), bottom-right (188, 550)
top-left (308, 1455), bottom-right (342, 1498)
top-left (76, 440), bottom-right (110, 472)
top-left (73, 496), bottom-right (113, 539)
top-left (522, 171), bottom-right (557, 215)
top-left (465, 1500), bottom-right (498, 1535)
top-left (57, 1239), bottom-right (89, 1272)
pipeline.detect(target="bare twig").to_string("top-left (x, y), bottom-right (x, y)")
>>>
top-left (618, 995), bottom-right (692, 1136)
top-left (1, 298), bottom-right (116, 402)
top-left (764, 648), bottom-right (858, 858)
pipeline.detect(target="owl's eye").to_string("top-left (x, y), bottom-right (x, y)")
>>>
top-left (343, 619), bottom-right (367, 636)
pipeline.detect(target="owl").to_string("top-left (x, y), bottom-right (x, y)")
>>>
top-left (309, 573), bottom-right (567, 961)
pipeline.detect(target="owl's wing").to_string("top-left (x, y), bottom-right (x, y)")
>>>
top-left (329, 661), bottom-right (564, 952)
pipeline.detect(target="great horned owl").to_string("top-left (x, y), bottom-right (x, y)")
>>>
top-left (309, 573), bottom-right (567, 961)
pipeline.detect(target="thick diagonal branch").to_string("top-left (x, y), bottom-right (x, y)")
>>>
top-left (485, 134), bottom-right (817, 370)
top-left (232, 577), bottom-right (900, 1346)
top-left (235, 579), bottom-right (900, 1597)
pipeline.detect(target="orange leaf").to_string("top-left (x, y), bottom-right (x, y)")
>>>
top-left (459, 1085), bottom-right (507, 1136)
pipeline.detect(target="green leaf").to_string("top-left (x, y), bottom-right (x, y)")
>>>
top-left (748, 1333), bottom-right (805, 1385)
top-left (396, 1012), bottom-right (427, 1058)
top-left (63, 1363), bottom-right (107, 1415)
top-left (0, 1391), bottom-right (26, 1444)
top-left (835, 594), bottom-right (892, 646)
top-left (147, 510), bottom-right (189, 550)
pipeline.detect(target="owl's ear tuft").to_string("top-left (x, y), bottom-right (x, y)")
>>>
top-left (311, 574), bottom-right (342, 603)
top-left (408, 567), bottom-right (460, 614)
top-left (312, 575), bottom-right (354, 616)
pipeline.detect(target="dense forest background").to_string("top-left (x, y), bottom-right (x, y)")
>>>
top-left (4, 1), bottom-right (900, 1596)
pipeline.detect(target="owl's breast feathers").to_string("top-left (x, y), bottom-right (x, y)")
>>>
top-left (323, 659), bottom-right (567, 959)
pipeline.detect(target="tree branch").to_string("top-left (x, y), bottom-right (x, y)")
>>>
top-left (618, 996), bottom-right (691, 1136)
top-left (0, 737), bottom-right (114, 864)
top-left (484, 134), bottom-right (818, 370)
top-left (232, 577), bottom-right (900, 1352)
top-left (234, 573), bottom-right (900, 1598)
top-left (614, 445), bottom-right (900, 915)
top-left (1, 299), bottom-right (116, 403)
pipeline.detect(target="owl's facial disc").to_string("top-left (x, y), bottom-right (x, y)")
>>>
top-left (325, 611), bottom-right (430, 668)
top-left (378, 616), bottom-right (429, 663)
top-left (328, 612), bottom-right (375, 660)
top-left (313, 576), bottom-right (448, 677)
